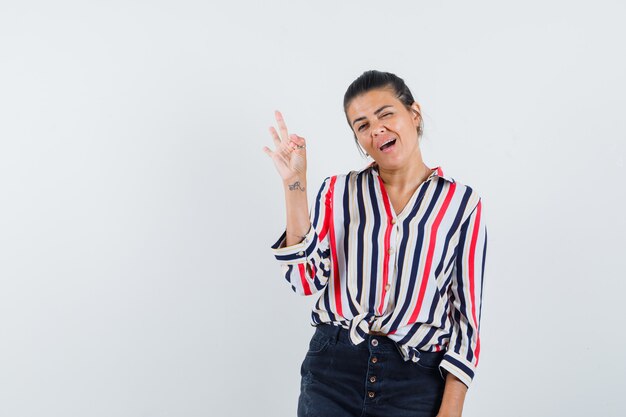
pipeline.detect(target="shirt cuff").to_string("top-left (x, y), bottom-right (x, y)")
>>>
top-left (439, 350), bottom-right (477, 388)
top-left (270, 225), bottom-right (317, 264)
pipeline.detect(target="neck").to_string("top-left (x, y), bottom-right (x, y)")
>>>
top-left (374, 157), bottom-right (432, 192)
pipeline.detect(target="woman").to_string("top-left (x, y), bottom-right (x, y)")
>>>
top-left (263, 70), bottom-right (487, 417)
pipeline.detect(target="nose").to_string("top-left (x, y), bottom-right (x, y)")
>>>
top-left (370, 120), bottom-right (386, 137)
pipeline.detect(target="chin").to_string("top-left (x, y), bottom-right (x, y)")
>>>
top-left (375, 157), bottom-right (405, 170)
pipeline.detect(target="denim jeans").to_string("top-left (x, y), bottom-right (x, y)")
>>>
top-left (298, 324), bottom-right (447, 417)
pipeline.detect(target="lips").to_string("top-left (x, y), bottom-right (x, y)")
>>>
top-left (379, 138), bottom-right (397, 151)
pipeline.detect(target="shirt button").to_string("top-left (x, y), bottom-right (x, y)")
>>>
top-left (388, 248), bottom-right (394, 255)
top-left (371, 356), bottom-right (378, 363)
top-left (371, 339), bottom-right (379, 347)
top-left (369, 376), bottom-right (377, 383)
top-left (391, 218), bottom-right (397, 224)
top-left (297, 251), bottom-right (304, 256)
top-left (368, 391), bottom-right (375, 398)
top-left (385, 284), bottom-right (391, 291)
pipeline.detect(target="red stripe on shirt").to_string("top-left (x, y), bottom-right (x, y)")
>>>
top-left (319, 179), bottom-right (331, 241)
top-left (408, 183), bottom-right (457, 324)
top-left (327, 176), bottom-right (342, 317)
top-left (298, 264), bottom-right (312, 295)
top-left (376, 175), bottom-right (394, 315)
top-left (469, 200), bottom-right (481, 365)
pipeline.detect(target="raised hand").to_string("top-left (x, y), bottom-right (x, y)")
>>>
top-left (263, 110), bottom-right (307, 183)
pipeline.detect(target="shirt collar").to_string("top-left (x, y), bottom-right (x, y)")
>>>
top-left (360, 161), bottom-right (455, 183)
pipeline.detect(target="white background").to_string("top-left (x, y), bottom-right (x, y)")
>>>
top-left (1, 1), bottom-right (625, 416)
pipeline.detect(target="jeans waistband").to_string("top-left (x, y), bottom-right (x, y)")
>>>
top-left (314, 323), bottom-right (446, 363)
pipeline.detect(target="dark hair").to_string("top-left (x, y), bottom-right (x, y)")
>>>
top-left (343, 70), bottom-right (424, 158)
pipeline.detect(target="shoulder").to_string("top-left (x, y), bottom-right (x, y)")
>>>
top-left (434, 168), bottom-right (484, 223)
top-left (435, 167), bottom-right (480, 197)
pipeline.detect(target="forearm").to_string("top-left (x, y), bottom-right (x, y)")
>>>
top-left (283, 176), bottom-right (311, 247)
top-left (437, 372), bottom-right (468, 417)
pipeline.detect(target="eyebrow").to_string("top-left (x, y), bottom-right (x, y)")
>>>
top-left (351, 105), bottom-right (394, 127)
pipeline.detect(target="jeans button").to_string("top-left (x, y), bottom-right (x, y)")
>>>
top-left (369, 376), bottom-right (376, 383)
top-left (371, 338), bottom-right (379, 347)
top-left (371, 356), bottom-right (378, 364)
top-left (368, 391), bottom-right (375, 398)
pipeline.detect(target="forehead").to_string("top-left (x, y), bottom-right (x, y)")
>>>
top-left (346, 88), bottom-right (402, 121)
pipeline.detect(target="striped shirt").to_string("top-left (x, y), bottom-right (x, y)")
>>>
top-left (270, 163), bottom-right (487, 388)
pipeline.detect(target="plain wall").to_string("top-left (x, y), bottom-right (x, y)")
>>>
top-left (1, 1), bottom-right (625, 416)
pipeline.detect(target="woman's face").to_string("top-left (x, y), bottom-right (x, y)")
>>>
top-left (346, 88), bottom-right (422, 168)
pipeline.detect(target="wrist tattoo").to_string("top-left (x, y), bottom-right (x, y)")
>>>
top-left (288, 181), bottom-right (306, 192)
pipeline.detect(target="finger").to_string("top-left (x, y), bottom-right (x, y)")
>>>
top-left (275, 147), bottom-right (291, 167)
top-left (288, 134), bottom-right (302, 150)
top-left (289, 135), bottom-right (307, 154)
top-left (264, 145), bottom-right (289, 166)
top-left (280, 132), bottom-right (296, 152)
top-left (268, 126), bottom-right (281, 148)
top-left (278, 141), bottom-right (293, 160)
top-left (275, 110), bottom-right (289, 143)
top-left (292, 134), bottom-right (306, 146)
top-left (271, 126), bottom-right (292, 157)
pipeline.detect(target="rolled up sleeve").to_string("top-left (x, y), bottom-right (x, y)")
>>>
top-left (270, 177), bottom-right (333, 296)
top-left (440, 198), bottom-right (488, 388)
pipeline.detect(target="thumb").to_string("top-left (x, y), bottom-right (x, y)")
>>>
top-left (290, 134), bottom-right (306, 150)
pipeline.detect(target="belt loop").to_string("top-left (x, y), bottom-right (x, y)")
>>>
top-left (331, 324), bottom-right (341, 343)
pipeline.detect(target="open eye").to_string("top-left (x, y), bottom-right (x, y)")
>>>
top-left (358, 123), bottom-right (369, 132)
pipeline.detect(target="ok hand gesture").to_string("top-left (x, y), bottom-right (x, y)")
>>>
top-left (263, 110), bottom-right (307, 183)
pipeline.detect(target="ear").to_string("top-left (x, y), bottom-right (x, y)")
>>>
top-left (410, 102), bottom-right (422, 123)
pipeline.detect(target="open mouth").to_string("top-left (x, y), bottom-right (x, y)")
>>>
top-left (379, 138), bottom-right (397, 152)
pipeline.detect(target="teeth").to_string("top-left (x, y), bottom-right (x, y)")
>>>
top-left (380, 139), bottom-right (395, 149)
